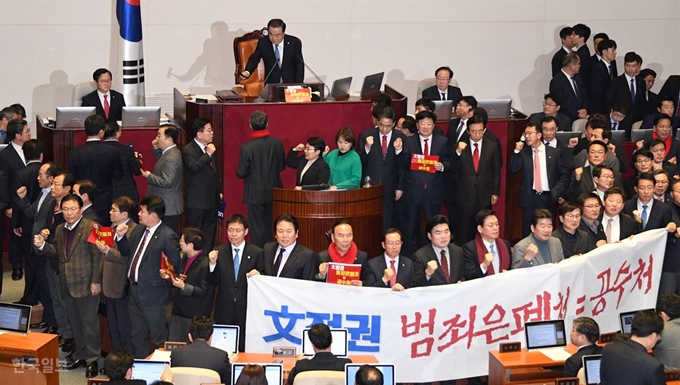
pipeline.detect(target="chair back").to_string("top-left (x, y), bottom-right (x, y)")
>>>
top-left (292, 370), bottom-right (345, 385)
top-left (170, 367), bottom-right (221, 385)
top-left (571, 118), bottom-right (587, 134)
top-left (233, 29), bottom-right (266, 101)
top-left (631, 120), bottom-right (643, 131)
top-left (73, 82), bottom-right (97, 106)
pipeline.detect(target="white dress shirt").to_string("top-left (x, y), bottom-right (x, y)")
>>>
top-left (275, 242), bottom-right (296, 277)
top-left (532, 143), bottom-right (550, 192)
top-left (128, 220), bottom-right (162, 279)
top-left (602, 213), bottom-right (621, 243)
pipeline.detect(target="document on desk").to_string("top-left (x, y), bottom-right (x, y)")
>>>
top-left (149, 349), bottom-right (172, 362)
top-left (537, 347), bottom-right (572, 361)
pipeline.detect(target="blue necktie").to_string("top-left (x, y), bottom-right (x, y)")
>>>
top-left (0, 130), bottom-right (5, 144)
top-left (630, 78), bottom-right (636, 101)
top-left (233, 248), bottom-right (240, 280)
top-left (641, 205), bottom-right (648, 230)
top-left (608, 64), bottom-right (613, 79)
top-left (274, 44), bottom-right (283, 83)
top-left (571, 76), bottom-right (580, 101)
top-left (455, 120), bottom-right (465, 139)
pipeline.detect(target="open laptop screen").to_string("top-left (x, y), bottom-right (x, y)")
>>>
top-left (524, 319), bottom-right (567, 349)
top-left (131, 360), bottom-right (168, 383)
top-left (210, 324), bottom-right (239, 354)
top-left (582, 354), bottom-right (602, 385)
top-left (619, 309), bottom-right (654, 334)
top-left (302, 328), bottom-right (348, 357)
top-left (0, 302), bottom-right (32, 334)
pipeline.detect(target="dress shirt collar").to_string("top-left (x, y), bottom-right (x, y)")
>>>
top-left (194, 138), bottom-right (207, 152)
top-left (64, 216), bottom-right (83, 231)
top-left (162, 144), bottom-right (177, 154)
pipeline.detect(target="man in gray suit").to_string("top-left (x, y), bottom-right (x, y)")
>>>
top-left (142, 124), bottom-right (183, 233)
top-left (654, 294), bottom-right (680, 370)
top-left (512, 209), bottom-right (564, 269)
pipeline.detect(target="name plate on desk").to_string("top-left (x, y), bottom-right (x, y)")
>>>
top-left (273, 346), bottom-right (296, 357)
top-left (163, 341), bottom-right (186, 351)
top-left (667, 371), bottom-right (680, 381)
top-left (598, 332), bottom-right (618, 344)
top-left (555, 378), bottom-right (579, 385)
top-left (499, 342), bottom-right (521, 353)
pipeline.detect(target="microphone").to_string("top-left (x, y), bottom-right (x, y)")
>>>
top-left (253, 63), bottom-right (280, 103)
top-left (301, 61), bottom-right (332, 101)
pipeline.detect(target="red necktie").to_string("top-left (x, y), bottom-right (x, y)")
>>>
top-left (103, 95), bottom-right (110, 118)
top-left (533, 148), bottom-right (543, 191)
top-left (473, 143), bottom-right (480, 172)
top-left (423, 138), bottom-right (429, 189)
top-left (440, 250), bottom-right (450, 283)
top-left (52, 202), bottom-right (60, 224)
top-left (129, 229), bottom-right (150, 284)
top-left (389, 259), bottom-right (397, 287)
top-left (381, 135), bottom-right (387, 157)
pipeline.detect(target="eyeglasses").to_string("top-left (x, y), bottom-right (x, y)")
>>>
top-left (542, 102), bottom-right (557, 107)
top-left (436, 77), bottom-right (450, 82)
top-left (523, 131), bottom-right (537, 136)
top-left (636, 158), bottom-right (652, 164)
top-left (384, 241), bottom-right (402, 246)
top-left (583, 204), bottom-right (601, 209)
top-left (227, 228), bottom-right (244, 234)
top-left (62, 207), bottom-right (80, 212)
top-left (305, 147), bottom-right (317, 152)
top-left (656, 180), bottom-right (670, 185)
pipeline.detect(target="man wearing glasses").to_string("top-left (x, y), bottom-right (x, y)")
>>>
top-left (528, 93), bottom-right (571, 132)
top-left (421, 66), bottom-right (463, 105)
top-left (577, 192), bottom-right (607, 247)
top-left (553, 202), bottom-right (596, 258)
top-left (81, 68), bottom-right (126, 121)
top-left (623, 172), bottom-right (675, 233)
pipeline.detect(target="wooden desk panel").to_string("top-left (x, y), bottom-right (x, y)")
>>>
top-left (488, 345), bottom-right (577, 385)
top-left (0, 332), bottom-right (59, 385)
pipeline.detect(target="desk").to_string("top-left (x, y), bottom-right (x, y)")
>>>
top-left (236, 353), bottom-right (378, 381)
top-left (0, 332), bottom-right (59, 385)
top-left (488, 345), bottom-right (577, 385)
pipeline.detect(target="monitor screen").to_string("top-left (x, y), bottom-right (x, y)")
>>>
top-left (131, 360), bottom-right (168, 383)
top-left (302, 328), bottom-right (348, 357)
top-left (631, 129), bottom-right (653, 143)
top-left (524, 320), bottom-right (567, 349)
top-left (330, 77), bottom-right (352, 99)
top-left (0, 302), bottom-right (32, 334)
top-left (477, 99), bottom-right (512, 119)
top-left (582, 354), bottom-right (602, 385)
top-left (619, 308), bottom-right (654, 334)
top-left (232, 363), bottom-right (283, 385)
top-left (122, 106), bottom-right (161, 127)
top-left (433, 100), bottom-right (454, 121)
top-left (345, 364), bottom-right (395, 385)
top-left (210, 325), bottom-right (239, 354)
top-left (360, 72), bottom-right (384, 96)
top-left (55, 106), bottom-right (96, 128)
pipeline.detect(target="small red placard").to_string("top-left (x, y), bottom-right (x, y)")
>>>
top-left (284, 87), bottom-right (312, 103)
top-left (410, 153), bottom-right (440, 173)
top-left (326, 263), bottom-right (362, 285)
top-left (87, 223), bottom-right (114, 246)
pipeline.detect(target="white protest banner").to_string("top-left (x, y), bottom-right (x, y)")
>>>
top-left (247, 229), bottom-right (666, 382)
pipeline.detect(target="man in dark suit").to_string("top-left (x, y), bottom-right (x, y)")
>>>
top-left (74, 180), bottom-right (100, 222)
top-left (651, 169), bottom-right (672, 203)
top-left (553, 202), bottom-right (595, 258)
top-left (590, 32), bottom-right (618, 77)
top-left (549, 53), bottom-right (589, 123)
top-left (602, 187), bottom-right (640, 243)
top-left (68, 114), bottom-right (122, 225)
top-left (316, 222), bottom-right (368, 284)
top-left (363, 228), bottom-right (413, 290)
top-left (413, 215), bottom-right (465, 286)
top-left (35, 194), bottom-right (103, 377)
top-left (142, 124), bottom-right (183, 233)
top-left (262, 214), bottom-right (318, 280)
top-left (564, 317), bottom-right (602, 377)
top-left (572, 23), bottom-right (592, 92)
top-left (605, 52), bottom-right (647, 123)
top-left (462, 210), bottom-right (511, 280)
top-left (357, 107), bottom-right (405, 231)
top-left (659, 75), bottom-right (680, 117)
top-left (401, 110), bottom-right (451, 252)
top-left (622, 173), bottom-right (674, 233)
top-left (600, 310), bottom-right (666, 385)
top-left (207, 214), bottom-right (264, 351)
top-left (183, 117), bottom-right (222, 250)
top-left (510, 122), bottom-right (570, 236)
top-left (80, 68), bottom-right (126, 121)
top-left (421, 66), bottom-right (463, 105)
top-left (114, 195), bottom-right (181, 358)
top-left (653, 294), bottom-right (680, 370)
top-left (528, 93), bottom-right (572, 132)
top-left (641, 68), bottom-right (659, 116)
top-left (102, 348), bottom-right (151, 385)
top-left (640, 114), bottom-right (680, 164)
top-left (171, 317), bottom-right (234, 383)
top-left (286, 323), bottom-right (352, 385)
top-left (567, 141), bottom-right (623, 202)
top-left (285, 137), bottom-right (330, 190)
top-left (241, 18), bottom-right (304, 84)
top-left (589, 39), bottom-right (617, 115)
top-left (663, 179), bottom-right (680, 295)
top-left (446, 96), bottom-right (477, 146)
top-left (103, 121), bottom-right (141, 205)
top-left (578, 192), bottom-right (607, 246)
top-left (237, 111), bottom-right (285, 247)
top-left (641, 96), bottom-right (680, 137)
top-left (551, 27), bottom-right (574, 77)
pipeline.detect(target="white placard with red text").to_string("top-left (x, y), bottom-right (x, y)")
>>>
top-left (247, 229), bottom-right (666, 382)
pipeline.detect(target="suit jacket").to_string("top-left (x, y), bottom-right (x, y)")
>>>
top-left (551, 47), bottom-right (570, 77)
top-left (512, 234), bottom-right (564, 269)
top-left (317, 249), bottom-right (368, 282)
top-left (549, 71), bottom-right (588, 122)
top-left (81, 89), bottom-right (126, 121)
top-left (401, 134), bottom-right (451, 205)
top-left (68, 140), bottom-right (122, 220)
top-left (590, 53), bottom-right (617, 78)
top-left (600, 339), bottom-right (665, 385)
top-left (147, 146), bottom-right (184, 215)
top-left (575, 45), bottom-right (592, 92)
top-left (610, 213), bottom-right (642, 241)
top-left (605, 75), bottom-right (648, 122)
top-left (237, 136), bottom-right (285, 204)
top-left (412, 243), bottom-right (465, 286)
top-left (0, 143), bottom-right (25, 185)
top-left (461, 239), bottom-right (512, 280)
top-left (579, 219), bottom-right (606, 245)
top-left (183, 140), bottom-right (222, 209)
top-left (286, 149), bottom-right (330, 190)
top-left (451, 137), bottom-right (501, 207)
top-left (363, 255), bottom-right (414, 289)
top-left (566, 165), bottom-right (623, 202)
top-left (244, 35), bottom-right (304, 84)
top-left (286, 352), bottom-right (352, 385)
top-left (563, 344), bottom-right (602, 377)
top-left (10, 161), bottom-right (40, 230)
top-left (356, 128), bottom-right (405, 195)
top-left (421, 85), bottom-right (463, 105)
top-left (659, 75), bottom-right (680, 117)
top-left (622, 198), bottom-right (672, 231)
top-left (664, 203), bottom-right (680, 273)
top-left (262, 241), bottom-right (318, 280)
top-left (16, 189), bottom-right (55, 238)
top-left (115, 222), bottom-right (181, 306)
top-left (170, 340), bottom-right (231, 383)
top-left (207, 243), bottom-right (264, 324)
top-left (102, 221), bottom-right (137, 299)
top-left (104, 139), bottom-right (141, 203)
top-left (552, 227), bottom-right (595, 258)
top-left (589, 59), bottom-right (616, 114)
top-left (39, 217), bottom-right (103, 298)
top-left (509, 145), bottom-right (570, 208)
top-left (653, 318), bottom-right (680, 370)
top-left (171, 250), bottom-right (213, 319)
top-left (528, 112), bottom-right (572, 132)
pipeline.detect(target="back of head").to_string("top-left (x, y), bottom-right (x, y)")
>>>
top-left (573, 317), bottom-right (600, 344)
top-left (308, 323), bottom-right (332, 350)
top-left (84, 114), bottom-right (106, 137)
top-left (355, 365), bottom-right (384, 385)
top-left (189, 316), bottom-right (214, 341)
top-left (631, 310), bottom-right (664, 338)
top-left (22, 139), bottom-right (43, 161)
top-left (371, 93), bottom-right (392, 108)
top-left (104, 348), bottom-right (134, 380)
top-left (235, 364), bottom-right (268, 385)
top-left (657, 294), bottom-right (680, 320)
top-left (249, 110), bottom-right (268, 131)
top-left (140, 195), bottom-right (166, 220)
top-left (103, 119), bottom-right (120, 139)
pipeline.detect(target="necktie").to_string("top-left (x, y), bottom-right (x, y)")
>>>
top-left (273, 248), bottom-right (285, 276)
top-left (655, 196), bottom-right (663, 202)
top-left (441, 92), bottom-right (446, 101)
top-left (129, 229), bottom-right (150, 283)
top-left (570, 76), bottom-right (580, 101)
top-left (52, 201), bottom-right (60, 224)
top-left (231, 249), bottom-right (239, 281)
top-left (612, 122), bottom-right (618, 131)
top-left (389, 259), bottom-right (397, 287)
top-left (0, 130), bottom-right (5, 144)
top-left (473, 143), bottom-right (480, 172)
top-left (455, 120), bottom-right (465, 139)
top-left (440, 250), bottom-right (450, 283)
top-left (630, 78), bottom-right (636, 101)
top-left (488, 244), bottom-right (497, 275)
top-left (606, 218), bottom-right (613, 243)
top-left (103, 94), bottom-right (110, 118)
top-left (274, 44), bottom-right (283, 83)
top-left (423, 138), bottom-right (429, 156)
top-left (641, 205), bottom-right (648, 230)
top-left (608, 64), bottom-right (613, 79)
top-left (381, 135), bottom-right (387, 157)
top-left (533, 148), bottom-right (543, 192)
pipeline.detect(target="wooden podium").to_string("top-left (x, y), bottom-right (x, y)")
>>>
top-left (272, 185), bottom-right (384, 257)
top-left (0, 332), bottom-right (59, 385)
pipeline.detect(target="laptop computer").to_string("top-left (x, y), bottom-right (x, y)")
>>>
top-left (631, 129), bottom-right (653, 143)
top-left (582, 354), bottom-right (602, 385)
top-left (232, 363), bottom-right (283, 385)
top-left (524, 319), bottom-right (567, 350)
top-left (0, 302), bottom-right (32, 335)
top-left (477, 99), bottom-right (512, 119)
top-left (302, 328), bottom-right (348, 357)
top-left (122, 106), bottom-right (161, 127)
top-left (210, 324), bottom-right (240, 354)
top-left (55, 106), bottom-right (96, 128)
top-left (555, 131), bottom-right (581, 144)
top-left (330, 77), bottom-right (352, 100)
top-left (609, 130), bottom-right (625, 143)
top-left (619, 309), bottom-right (654, 334)
top-left (433, 100), bottom-right (454, 121)
top-left (131, 359), bottom-right (169, 383)
top-left (345, 363), bottom-right (396, 385)
top-left (360, 72), bottom-right (384, 97)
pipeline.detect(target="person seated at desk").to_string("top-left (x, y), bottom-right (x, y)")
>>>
top-left (364, 228), bottom-right (413, 290)
top-left (317, 221), bottom-right (368, 284)
top-left (641, 95), bottom-right (680, 137)
top-left (323, 127), bottom-right (362, 190)
top-left (286, 323), bottom-right (352, 385)
top-left (462, 210), bottom-right (512, 280)
top-left (651, 140), bottom-right (679, 180)
top-left (104, 347), bottom-right (172, 385)
top-left (355, 365), bottom-right (384, 385)
top-left (512, 209), bottom-right (564, 268)
top-left (421, 66), bottom-right (463, 105)
top-left (235, 364), bottom-right (268, 385)
top-left (654, 294), bottom-right (680, 370)
top-left (286, 136), bottom-right (330, 191)
top-left (563, 317), bottom-right (602, 378)
top-left (81, 68), bottom-right (126, 121)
